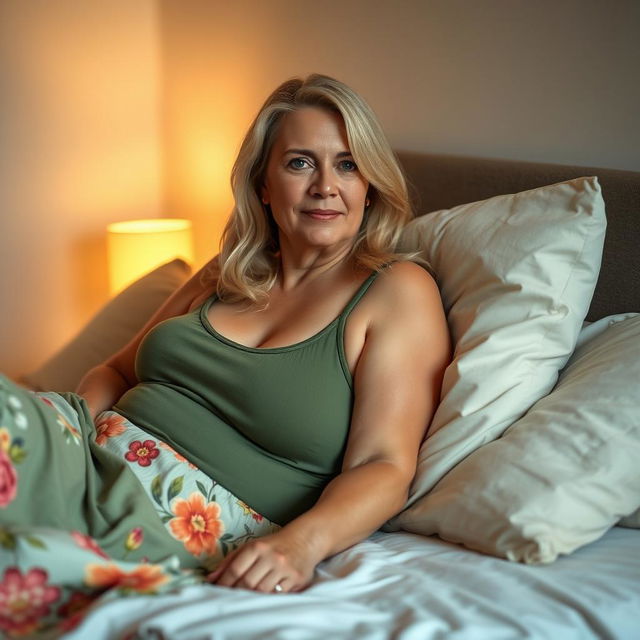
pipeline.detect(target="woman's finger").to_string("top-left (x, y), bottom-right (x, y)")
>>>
top-left (255, 574), bottom-right (282, 594)
top-left (234, 554), bottom-right (275, 591)
top-left (206, 565), bottom-right (224, 582)
top-left (265, 574), bottom-right (294, 594)
top-left (206, 546), bottom-right (239, 583)
top-left (213, 547), bottom-right (260, 588)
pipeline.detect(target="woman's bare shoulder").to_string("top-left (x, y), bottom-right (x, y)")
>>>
top-left (349, 261), bottom-right (445, 344)
top-left (372, 261), bottom-right (440, 310)
top-left (380, 259), bottom-right (434, 282)
top-left (362, 261), bottom-right (450, 369)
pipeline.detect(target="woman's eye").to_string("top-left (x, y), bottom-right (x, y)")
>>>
top-left (339, 160), bottom-right (357, 172)
top-left (287, 158), bottom-right (357, 172)
top-left (289, 158), bottom-right (310, 170)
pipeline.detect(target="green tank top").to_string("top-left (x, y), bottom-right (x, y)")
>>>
top-left (114, 270), bottom-right (380, 525)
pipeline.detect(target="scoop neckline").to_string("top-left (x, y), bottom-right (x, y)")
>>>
top-left (199, 296), bottom-right (342, 354)
top-left (198, 270), bottom-right (379, 354)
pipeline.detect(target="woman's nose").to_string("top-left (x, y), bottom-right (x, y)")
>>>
top-left (310, 168), bottom-right (337, 198)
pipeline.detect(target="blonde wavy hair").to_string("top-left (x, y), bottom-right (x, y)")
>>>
top-left (211, 73), bottom-right (417, 304)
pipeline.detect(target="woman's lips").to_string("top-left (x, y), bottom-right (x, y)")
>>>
top-left (303, 209), bottom-right (342, 220)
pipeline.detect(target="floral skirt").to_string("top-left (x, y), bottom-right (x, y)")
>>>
top-left (0, 374), bottom-right (280, 638)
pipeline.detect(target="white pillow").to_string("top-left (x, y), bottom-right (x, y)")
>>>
top-left (393, 314), bottom-right (640, 563)
top-left (582, 313), bottom-right (640, 531)
top-left (388, 177), bottom-right (606, 530)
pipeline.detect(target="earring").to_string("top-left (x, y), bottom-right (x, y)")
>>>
top-left (365, 198), bottom-right (370, 208)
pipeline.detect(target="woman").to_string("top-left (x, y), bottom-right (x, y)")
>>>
top-left (0, 74), bottom-right (449, 608)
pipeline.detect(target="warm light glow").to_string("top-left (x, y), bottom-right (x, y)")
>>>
top-left (107, 218), bottom-right (194, 294)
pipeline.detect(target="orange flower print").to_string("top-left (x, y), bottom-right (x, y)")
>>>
top-left (0, 428), bottom-right (10, 453)
top-left (94, 414), bottom-right (127, 446)
top-left (158, 441), bottom-right (197, 469)
top-left (169, 492), bottom-right (224, 556)
top-left (236, 500), bottom-right (264, 523)
top-left (84, 563), bottom-right (169, 594)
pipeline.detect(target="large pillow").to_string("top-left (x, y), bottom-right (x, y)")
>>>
top-left (392, 314), bottom-right (640, 563)
top-left (22, 259), bottom-right (192, 392)
top-left (387, 176), bottom-right (606, 531)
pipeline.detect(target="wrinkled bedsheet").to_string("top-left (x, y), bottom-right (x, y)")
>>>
top-left (64, 526), bottom-right (640, 640)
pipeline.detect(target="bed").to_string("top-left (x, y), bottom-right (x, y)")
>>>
top-left (15, 153), bottom-right (640, 639)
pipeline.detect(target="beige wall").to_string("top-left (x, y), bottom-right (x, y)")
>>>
top-left (159, 0), bottom-right (640, 267)
top-left (0, 1), bottom-right (162, 378)
top-left (2, 0), bottom-right (639, 380)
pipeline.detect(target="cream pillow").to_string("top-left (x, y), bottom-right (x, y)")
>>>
top-left (387, 177), bottom-right (606, 530)
top-left (580, 313), bottom-right (640, 531)
top-left (22, 259), bottom-right (192, 392)
top-left (394, 314), bottom-right (640, 563)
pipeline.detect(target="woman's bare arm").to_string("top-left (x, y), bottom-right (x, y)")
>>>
top-left (75, 364), bottom-right (132, 421)
top-left (210, 262), bottom-right (451, 592)
top-left (76, 258), bottom-right (217, 418)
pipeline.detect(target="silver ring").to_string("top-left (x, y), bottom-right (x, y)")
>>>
top-left (274, 583), bottom-right (283, 593)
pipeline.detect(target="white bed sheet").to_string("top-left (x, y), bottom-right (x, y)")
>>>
top-left (65, 526), bottom-right (640, 640)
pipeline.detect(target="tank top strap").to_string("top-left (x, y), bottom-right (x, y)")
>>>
top-left (338, 269), bottom-right (383, 322)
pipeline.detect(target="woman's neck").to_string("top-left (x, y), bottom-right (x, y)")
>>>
top-left (276, 244), bottom-right (357, 292)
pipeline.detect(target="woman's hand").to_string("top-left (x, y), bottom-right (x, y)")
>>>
top-left (207, 530), bottom-right (320, 594)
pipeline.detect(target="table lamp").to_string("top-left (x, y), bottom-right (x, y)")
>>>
top-left (107, 218), bottom-right (194, 294)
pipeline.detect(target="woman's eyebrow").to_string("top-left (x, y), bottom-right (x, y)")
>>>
top-left (283, 148), bottom-right (353, 159)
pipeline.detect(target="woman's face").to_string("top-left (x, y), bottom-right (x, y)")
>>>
top-left (261, 106), bottom-right (370, 258)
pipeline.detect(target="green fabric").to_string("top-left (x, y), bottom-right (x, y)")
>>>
top-left (0, 377), bottom-right (281, 636)
top-left (115, 271), bottom-right (380, 525)
top-left (0, 375), bottom-right (189, 566)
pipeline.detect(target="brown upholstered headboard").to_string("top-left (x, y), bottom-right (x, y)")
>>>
top-left (396, 151), bottom-right (640, 322)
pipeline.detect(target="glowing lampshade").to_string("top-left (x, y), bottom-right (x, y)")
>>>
top-left (107, 218), bottom-right (194, 294)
